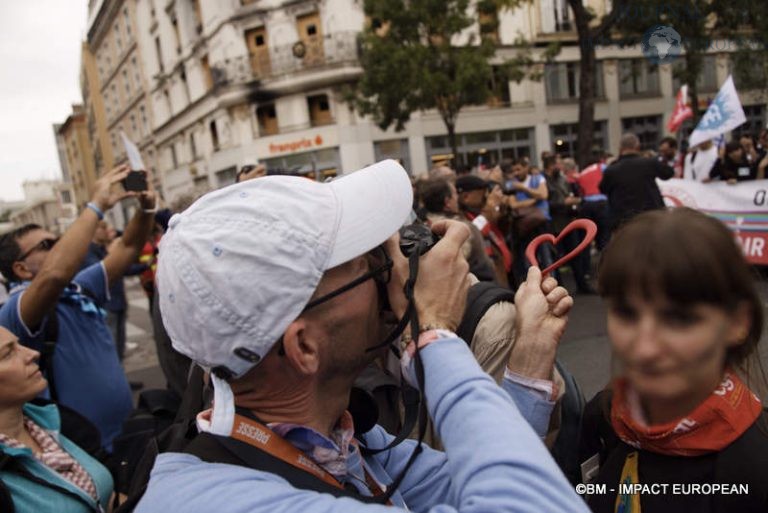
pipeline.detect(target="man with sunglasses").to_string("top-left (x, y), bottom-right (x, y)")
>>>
top-left (0, 164), bottom-right (158, 451)
top-left (136, 160), bottom-right (587, 512)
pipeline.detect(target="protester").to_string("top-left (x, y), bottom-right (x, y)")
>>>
top-left (236, 163), bottom-right (267, 183)
top-left (455, 175), bottom-right (512, 286)
top-left (0, 273), bottom-right (8, 307)
top-left (739, 133), bottom-right (759, 164)
top-left (505, 158), bottom-right (552, 286)
top-left (580, 208), bottom-right (768, 513)
top-left (683, 139), bottom-right (718, 183)
top-left (420, 177), bottom-right (496, 282)
top-left (542, 157), bottom-right (593, 294)
top-left (709, 140), bottom-right (768, 183)
top-left (0, 325), bottom-right (115, 513)
top-left (599, 133), bottom-right (674, 235)
top-left (136, 160), bottom-right (588, 512)
top-left (657, 136), bottom-right (679, 171)
top-left (0, 165), bottom-right (156, 451)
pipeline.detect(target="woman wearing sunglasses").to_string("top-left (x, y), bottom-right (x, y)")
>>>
top-left (0, 326), bottom-right (114, 513)
top-left (580, 208), bottom-right (768, 512)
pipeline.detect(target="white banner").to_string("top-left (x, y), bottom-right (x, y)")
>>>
top-left (659, 178), bottom-right (768, 264)
top-left (688, 76), bottom-right (746, 148)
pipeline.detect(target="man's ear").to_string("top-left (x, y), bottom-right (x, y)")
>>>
top-left (11, 261), bottom-right (31, 282)
top-left (281, 319), bottom-right (321, 376)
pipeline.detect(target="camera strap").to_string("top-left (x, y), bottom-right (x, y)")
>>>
top-left (361, 246), bottom-right (430, 503)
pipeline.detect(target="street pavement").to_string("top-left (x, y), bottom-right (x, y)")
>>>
top-left (122, 271), bottom-right (768, 404)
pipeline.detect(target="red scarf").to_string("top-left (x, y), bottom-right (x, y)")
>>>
top-left (611, 371), bottom-right (763, 456)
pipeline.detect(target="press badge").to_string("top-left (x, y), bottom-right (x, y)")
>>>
top-left (581, 453), bottom-right (600, 483)
top-left (738, 166), bottom-right (751, 177)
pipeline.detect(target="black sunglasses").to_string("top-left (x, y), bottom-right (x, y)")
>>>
top-left (302, 246), bottom-right (392, 312)
top-left (17, 238), bottom-right (58, 262)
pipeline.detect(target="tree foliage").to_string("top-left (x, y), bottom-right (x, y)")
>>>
top-left (352, 0), bottom-right (532, 163)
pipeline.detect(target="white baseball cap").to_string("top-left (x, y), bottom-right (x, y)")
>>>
top-left (157, 160), bottom-right (413, 380)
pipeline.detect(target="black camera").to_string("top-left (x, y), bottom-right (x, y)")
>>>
top-left (122, 170), bottom-right (148, 192)
top-left (399, 223), bottom-right (440, 258)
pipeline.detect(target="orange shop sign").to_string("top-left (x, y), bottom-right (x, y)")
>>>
top-left (268, 135), bottom-right (325, 155)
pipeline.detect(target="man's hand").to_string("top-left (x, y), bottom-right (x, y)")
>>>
top-left (508, 267), bottom-right (573, 379)
top-left (137, 170), bottom-right (157, 211)
top-left (384, 220), bottom-right (471, 332)
top-left (90, 164), bottom-right (134, 212)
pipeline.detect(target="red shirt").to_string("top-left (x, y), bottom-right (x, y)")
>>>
top-left (576, 163), bottom-right (606, 197)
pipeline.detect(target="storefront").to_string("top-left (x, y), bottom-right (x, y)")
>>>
top-left (425, 128), bottom-right (537, 169)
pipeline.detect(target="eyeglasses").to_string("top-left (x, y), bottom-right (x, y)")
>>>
top-left (17, 238), bottom-right (58, 262)
top-left (302, 246), bottom-right (392, 312)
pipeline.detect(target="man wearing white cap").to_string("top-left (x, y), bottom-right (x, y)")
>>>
top-left (136, 160), bottom-right (587, 512)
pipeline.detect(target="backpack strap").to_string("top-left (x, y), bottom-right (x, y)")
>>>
top-left (0, 449), bottom-right (99, 512)
top-left (185, 432), bottom-right (383, 503)
top-left (456, 282), bottom-right (515, 345)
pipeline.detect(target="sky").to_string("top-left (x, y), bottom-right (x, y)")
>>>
top-left (0, 0), bottom-right (88, 202)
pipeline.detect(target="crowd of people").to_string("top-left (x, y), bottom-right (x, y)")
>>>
top-left (0, 128), bottom-right (766, 513)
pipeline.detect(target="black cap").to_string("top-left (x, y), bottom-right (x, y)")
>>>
top-left (455, 175), bottom-right (489, 193)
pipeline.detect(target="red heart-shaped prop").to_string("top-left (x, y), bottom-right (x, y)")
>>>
top-left (525, 218), bottom-right (598, 276)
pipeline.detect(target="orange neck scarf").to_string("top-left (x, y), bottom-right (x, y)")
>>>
top-left (611, 370), bottom-right (763, 456)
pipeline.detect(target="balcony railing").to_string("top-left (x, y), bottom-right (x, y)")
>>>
top-left (210, 31), bottom-right (360, 87)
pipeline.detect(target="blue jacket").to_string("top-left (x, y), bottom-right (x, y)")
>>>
top-left (136, 338), bottom-right (588, 513)
top-left (0, 403), bottom-right (113, 513)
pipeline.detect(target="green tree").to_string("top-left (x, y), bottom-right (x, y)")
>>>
top-left (352, 0), bottom-right (533, 166)
top-left (717, 3), bottom-right (768, 102)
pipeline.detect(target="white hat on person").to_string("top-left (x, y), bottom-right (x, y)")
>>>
top-left (157, 159), bottom-right (413, 381)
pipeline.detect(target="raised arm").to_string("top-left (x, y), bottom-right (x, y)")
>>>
top-left (18, 165), bottom-right (133, 330)
top-left (102, 172), bottom-right (157, 286)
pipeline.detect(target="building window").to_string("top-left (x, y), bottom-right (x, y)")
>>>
top-left (104, 91), bottom-right (111, 117)
top-left (201, 55), bottom-right (213, 90)
top-left (171, 18), bottom-right (182, 54)
top-left (550, 121), bottom-right (609, 157)
top-left (619, 59), bottom-right (660, 98)
top-left (124, 7), bottom-right (132, 38)
top-left (545, 62), bottom-right (604, 103)
top-left (216, 166), bottom-right (237, 187)
top-left (673, 55), bottom-right (718, 94)
top-left (622, 115), bottom-right (663, 151)
top-left (155, 37), bottom-right (164, 73)
top-left (374, 139), bottom-right (411, 173)
top-left (244, 27), bottom-right (271, 78)
top-left (477, 3), bottom-right (498, 43)
top-left (123, 69), bottom-right (131, 97)
top-left (210, 120), bottom-right (220, 151)
top-left (140, 104), bottom-right (149, 135)
top-left (130, 114), bottom-right (138, 138)
top-left (114, 23), bottom-right (122, 52)
top-left (256, 104), bottom-right (278, 135)
top-left (308, 94), bottom-right (333, 126)
top-left (488, 66), bottom-right (510, 106)
top-left (132, 56), bottom-right (141, 89)
top-left (541, 0), bottom-right (572, 33)
top-left (111, 84), bottom-right (119, 111)
top-left (164, 89), bottom-right (172, 117)
top-left (262, 148), bottom-right (341, 179)
top-left (426, 128), bottom-right (536, 168)
top-left (170, 144), bottom-right (178, 168)
top-left (190, 132), bottom-right (198, 160)
top-left (61, 190), bottom-right (72, 204)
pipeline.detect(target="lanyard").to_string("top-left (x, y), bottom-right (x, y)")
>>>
top-left (229, 413), bottom-right (389, 501)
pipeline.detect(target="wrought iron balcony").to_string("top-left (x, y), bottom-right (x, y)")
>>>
top-left (210, 31), bottom-right (360, 87)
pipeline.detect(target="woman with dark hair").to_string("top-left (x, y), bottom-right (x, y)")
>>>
top-left (0, 326), bottom-right (114, 512)
top-left (709, 140), bottom-right (768, 183)
top-left (580, 208), bottom-right (768, 513)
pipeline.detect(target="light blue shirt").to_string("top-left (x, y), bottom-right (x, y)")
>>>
top-left (137, 338), bottom-right (588, 513)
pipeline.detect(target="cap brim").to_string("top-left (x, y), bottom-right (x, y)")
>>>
top-left (327, 160), bottom-right (413, 268)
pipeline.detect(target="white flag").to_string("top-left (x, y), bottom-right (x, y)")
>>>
top-left (688, 76), bottom-right (746, 148)
top-left (120, 131), bottom-right (146, 171)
